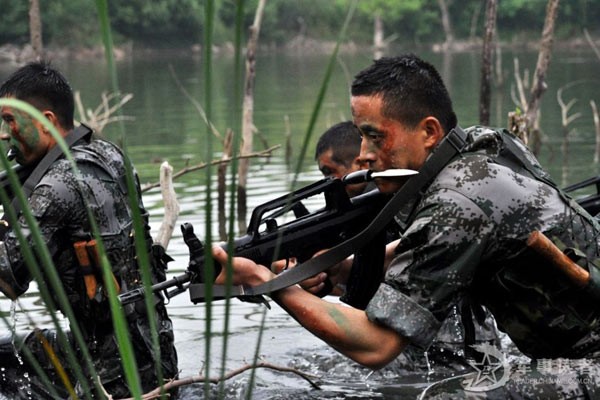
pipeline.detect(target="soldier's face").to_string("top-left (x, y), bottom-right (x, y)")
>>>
top-left (0, 104), bottom-right (53, 166)
top-left (317, 148), bottom-right (368, 197)
top-left (351, 94), bottom-right (431, 193)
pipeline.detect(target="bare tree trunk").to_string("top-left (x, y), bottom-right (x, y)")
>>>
top-left (557, 84), bottom-right (581, 186)
top-left (584, 29), bottom-right (600, 62)
top-left (237, 0), bottom-right (266, 234)
top-left (437, 0), bottom-right (455, 51)
top-left (284, 115), bottom-right (292, 166)
top-left (469, 1), bottom-right (483, 40)
top-left (218, 130), bottom-right (233, 240)
top-left (155, 162), bottom-right (180, 250)
top-left (479, 0), bottom-right (497, 125)
top-left (494, 40), bottom-right (504, 87)
top-left (373, 13), bottom-right (384, 60)
top-left (524, 0), bottom-right (560, 144)
top-left (29, 0), bottom-right (43, 60)
top-left (592, 100), bottom-right (600, 164)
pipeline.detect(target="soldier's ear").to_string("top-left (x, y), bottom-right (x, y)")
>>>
top-left (420, 117), bottom-right (444, 150)
top-left (41, 110), bottom-right (58, 127)
top-left (40, 111), bottom-right (66, 137)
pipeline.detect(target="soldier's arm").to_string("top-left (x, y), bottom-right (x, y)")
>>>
top-left (212, 246), bottom-right (408, 369)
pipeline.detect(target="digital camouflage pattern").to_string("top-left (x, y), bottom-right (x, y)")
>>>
top-left (366, 126), bottom-right (600, 396)
top-left (341, 183), bottom-right (500, 373)
top-left (0, 133), bottom-right (177, 398)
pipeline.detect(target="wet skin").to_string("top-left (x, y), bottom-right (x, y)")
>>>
top-left (350, 94), bottom-right (443, 194)
top-left (0, 103), bottom-right (58, 166)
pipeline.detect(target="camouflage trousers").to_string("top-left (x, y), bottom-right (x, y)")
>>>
top-left (0, 311), bottom-right (178, 399)
top-left (419, 357), bottom-right (600, 399)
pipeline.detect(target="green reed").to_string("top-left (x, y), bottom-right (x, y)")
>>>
top-left (219, 0), bottom-right (246, 398)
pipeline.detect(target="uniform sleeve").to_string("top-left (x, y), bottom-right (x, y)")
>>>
top-left (365, 188), bottom-right (494, 350)
top-left (0, 163), bottom-right (82, 297)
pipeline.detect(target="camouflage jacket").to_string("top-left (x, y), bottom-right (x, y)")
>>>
top-left (366, 125), bottom-right (600, 360)
top-left (0, 131), bottom-right (177, 396)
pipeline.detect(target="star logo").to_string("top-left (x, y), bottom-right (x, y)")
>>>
top-left (463, 343), bottom-right (510, 392)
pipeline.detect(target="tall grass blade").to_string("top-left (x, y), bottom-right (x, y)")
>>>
top-left (94, 0), bottom-right (120, 97)
top-left (94, 2), bottom-right (167, 398)
top-left (291, 0), bottom-right (358, 188)
top-left (219, 0), bottom-right (246, 398)
top-left (203, 1), bottom-right (216, 398)
top-left (124, 152), bottom-right (168, 398)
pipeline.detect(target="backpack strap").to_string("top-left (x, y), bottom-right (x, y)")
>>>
top-left (6, 123), bottom-right (93, 218)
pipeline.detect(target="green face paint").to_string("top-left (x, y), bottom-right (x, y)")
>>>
top-left (8, 111), bottom-right (44, 166)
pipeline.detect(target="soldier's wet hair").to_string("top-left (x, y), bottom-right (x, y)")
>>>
top-left (0, 60), bottom-right (75, 130)
top-left (315, 121), bottom-right (362, 168)
top-left (351, 54), bottom-right (457, 134)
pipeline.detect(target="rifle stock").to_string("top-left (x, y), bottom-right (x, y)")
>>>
top-left (118, 174), bottom-right (391, 305)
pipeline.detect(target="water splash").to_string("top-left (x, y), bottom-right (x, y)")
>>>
top-left (424, 351), bottom-right (433, 375)
top-left (9, 301), bottom-right (24, 367)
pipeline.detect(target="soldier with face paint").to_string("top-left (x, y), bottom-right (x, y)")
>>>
top-left (311, 120), bottom-right (501, 374)
top-left (212, 54), bottom-right (600, 398)
top-left (0, 61), bottom-right (177, 399)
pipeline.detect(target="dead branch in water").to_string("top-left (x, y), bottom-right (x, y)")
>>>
top-left (116, 361), bottom-right (321, 400)
top-left (74, 91), bottom-right (135, 134)
top-left (140, 145), bottom-right (280, 193)
top-left (154, 162), bottom-right (179, 250)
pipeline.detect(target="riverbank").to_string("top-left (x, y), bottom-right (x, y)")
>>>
top-left (1, 34), bottom-right (598, 65)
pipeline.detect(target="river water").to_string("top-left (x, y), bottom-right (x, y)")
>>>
top-left (0, 46), bottom-right (599, 399)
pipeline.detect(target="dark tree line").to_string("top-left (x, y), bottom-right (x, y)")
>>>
top-left (0, 0), bottom-right (598, 50)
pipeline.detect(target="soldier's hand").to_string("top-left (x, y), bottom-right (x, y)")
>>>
top-left (212, 246), bottom-right (275, 287)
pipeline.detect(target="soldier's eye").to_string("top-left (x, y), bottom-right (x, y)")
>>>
top-left (365, 132), bottom-right (384, 142)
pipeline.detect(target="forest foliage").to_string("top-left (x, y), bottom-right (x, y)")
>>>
top-left (0, 0), bottom-right (598, 50)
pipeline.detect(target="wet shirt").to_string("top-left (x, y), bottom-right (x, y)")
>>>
top-left (366, 126), bottom-right (600, 360)
top-left (0, 135), bottom-right (177, 396)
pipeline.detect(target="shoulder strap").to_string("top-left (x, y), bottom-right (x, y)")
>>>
top-left (5, 123), bottom-right (93, 218)
top-left (498, 130), bottom-right (599, 228)
top-left (189, 126), bottom-right (470, 302)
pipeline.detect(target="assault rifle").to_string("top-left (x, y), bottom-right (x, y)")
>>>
top-left (117, 170), bottom-right (417, 306)
top-left (564, 175), bottom-right (600, 216)
top-left (118, 169), bottom-right (600, 306)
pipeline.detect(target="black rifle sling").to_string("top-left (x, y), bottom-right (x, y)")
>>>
top-left (189, 126), bottom-right (470, 302)
top-left (2, 124), bottom-right (92, 220)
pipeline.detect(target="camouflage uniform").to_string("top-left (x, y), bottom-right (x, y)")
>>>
top-left (366, 126), bottom-right (600, 398)
top-left (0, 132), bottom-right (178, 398)
top-left (343, 183), bottom-right (500, 374)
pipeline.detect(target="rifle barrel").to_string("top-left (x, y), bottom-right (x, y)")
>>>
top-left (118, 271), bottom-right (192, 305)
